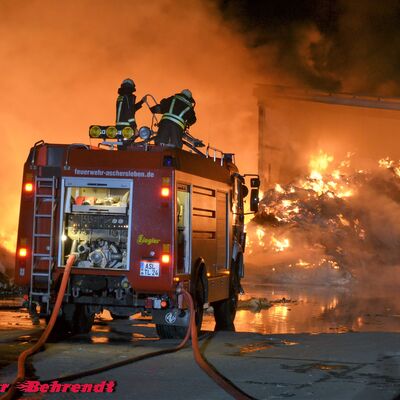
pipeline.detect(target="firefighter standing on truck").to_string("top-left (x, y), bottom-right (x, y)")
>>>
top-left (150, 89), bottom-right (196, 148)
top-left (116, 78), bottom-right (145, 130)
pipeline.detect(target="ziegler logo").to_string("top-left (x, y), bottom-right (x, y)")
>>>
top-left (137, 234), bottom-right (161, 245)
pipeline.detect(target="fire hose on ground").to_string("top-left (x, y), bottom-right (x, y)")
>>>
top-left (1, 254), bottom-right (255, 400)
top-left (0, 254), bottom-right (76, 400)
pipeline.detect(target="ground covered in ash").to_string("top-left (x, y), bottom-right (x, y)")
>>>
top-left (247, 157), bottom-right (400, 286)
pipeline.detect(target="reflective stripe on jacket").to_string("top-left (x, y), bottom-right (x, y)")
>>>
top-left (161, 95), bottom-right (193, 129)
top-left (116, 95), bottom-right (136, 125)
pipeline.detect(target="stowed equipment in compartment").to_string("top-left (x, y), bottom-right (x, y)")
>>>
top-left (72, 237), bottom-right (126, 269)
top-left (59, 178), bottom-right (133, 270)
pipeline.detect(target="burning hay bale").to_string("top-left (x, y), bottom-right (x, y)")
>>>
top-left (247, 152), bottom-right (400, 285)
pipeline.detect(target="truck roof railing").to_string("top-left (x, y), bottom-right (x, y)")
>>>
top-left (30, 140), bottom-right (45, 170)
top-left (206, 145), bottom-right (223, 165)
top-left (206, 145), bottom-right (235, 166)
top-left (64, 143), bottom-right (90, 170)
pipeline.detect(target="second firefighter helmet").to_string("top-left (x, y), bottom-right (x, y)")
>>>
top-left (181, 89), bottom-right (192, 99)
top-left (181, 89), bottom-right (195, 105)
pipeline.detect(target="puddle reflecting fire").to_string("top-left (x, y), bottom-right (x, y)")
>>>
top-left (203, 282), bottom-right (400, 334)
top-left (2, 281), bottom-right (400, 338)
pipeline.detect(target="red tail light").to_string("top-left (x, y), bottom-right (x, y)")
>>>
top-left (24, 183), bottom-right (34, 193)
top-left (161, 254), bottom-right (170, 263)
top-left (18, 247), bottom-right (28, 257)
top-left (161, 187), bottom-right (170, 197)
top-left (160, 299), bottom-right (168, 309)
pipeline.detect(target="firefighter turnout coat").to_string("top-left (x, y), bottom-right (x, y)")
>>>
top-left (151, 93), bottom-right (196, 148)
top-left (116, 88), bottom-right (144, 129)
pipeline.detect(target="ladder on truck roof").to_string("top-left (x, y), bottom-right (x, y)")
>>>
top-left (30, 177), bottom-right (57, 314)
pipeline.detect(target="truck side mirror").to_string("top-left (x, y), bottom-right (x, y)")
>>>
top-left (250, 178), bottom-right (260, 188)
top-left (250, 189), bottom-right (259, 212)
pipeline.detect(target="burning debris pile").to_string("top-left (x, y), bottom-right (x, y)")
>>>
top-left (247, 152), bottom-right (400, 285)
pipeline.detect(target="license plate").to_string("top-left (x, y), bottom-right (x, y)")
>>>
top-left (140, 261), bottom-right (160, 277)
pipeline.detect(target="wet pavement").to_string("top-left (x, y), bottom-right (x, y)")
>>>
top-left (3, 281), bottom-right (400, 337)
top-left (0, 327), bottom-right (399, 399)
top-left (0, 282), bottom-right (399, 399)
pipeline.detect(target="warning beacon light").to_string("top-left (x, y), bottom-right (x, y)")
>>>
top-left (89, 125), bottom-right (102, 138)
top-left (106, 126), bottom-right (118, 139)
top-left (122, 126), bottom-right (134, 139)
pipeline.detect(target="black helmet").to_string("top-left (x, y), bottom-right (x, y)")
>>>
top-left (119, 78), bottom-right (136, 94)
top-left (180, 89), bottom-right (195, 105)
top-left (181, 89), bottom-right (192, 99)
top-left (122, 78), bottom-right (135, 87)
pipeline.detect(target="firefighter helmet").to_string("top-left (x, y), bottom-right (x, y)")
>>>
top-left (120, 79), bottom-right (136, 93)
top-left (181, 89), bottom-right (192, 99)
top-left (122, 78), bottom-right (135, 87)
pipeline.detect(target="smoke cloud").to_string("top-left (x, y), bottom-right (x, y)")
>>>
top-left (0, 0), bottom-right (265, 250)
top-left (217, 0), bottom-right (400, 96)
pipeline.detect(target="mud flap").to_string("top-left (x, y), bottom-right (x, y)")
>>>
top-left (152, 308), bottom-right (190, 327)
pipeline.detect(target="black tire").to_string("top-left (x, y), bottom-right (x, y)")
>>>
top-left (46, 304), bottom-right (94, 338)
top-left (212, 256), bottom-right (241, 331)
top-left (46, 316), bottom-right (76, 341)
top-left (192, 274), bottom-right (205, 335)
top-left (110, 313), bottom-right (130, 320)
top-left (47, 316), bottom-right (73, 341)
top-left (72, 305), bottom-right (95, 334)
top-left (155, 324), bottom-right (187, 339)
top-left (212, 292), bottom-right (237, 331)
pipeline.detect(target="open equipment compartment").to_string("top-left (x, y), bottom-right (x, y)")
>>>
top-left (58, 177), bottom-right (133, 270)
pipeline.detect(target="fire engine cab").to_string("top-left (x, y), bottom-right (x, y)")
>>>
top-left (15, 125), bottom-right (260, 339)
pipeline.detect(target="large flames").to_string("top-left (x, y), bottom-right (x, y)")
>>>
top-left (247, 151), bottom-right (400, 285)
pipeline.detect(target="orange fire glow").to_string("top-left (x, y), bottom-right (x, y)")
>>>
top-left (301, 151), bottom-right (353, 198)
top-left (379, 157), bottom-right (400, 178)
top-left (245, 150), bottom-right (400, 280)
top-left (0, 0), bottom-right (265, 255)
top-left (270, 236), bottom-right (290, 252)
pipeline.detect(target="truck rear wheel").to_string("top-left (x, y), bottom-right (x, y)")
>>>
top-left (110, 314), bottom-right (130, 320)
top-left (212, 291), bottom-right (237, 331)
top-left (192, 274), bottom-right (205, 335)
top-left (46, 305), bottom-right (75, 340)
top-left (212, 256), bottom-right (241, 331)
top-left (47, 317), bottom-right (72, 340)
top-left (48, 304), bottom-right (94, 338)
top-left (110, 313), bottom-right (130, 320)
top-left (72, 305), bottom-right (95, 334)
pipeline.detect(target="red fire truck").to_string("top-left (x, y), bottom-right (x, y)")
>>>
top-left (15, 126), bottom-right (259, 338)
